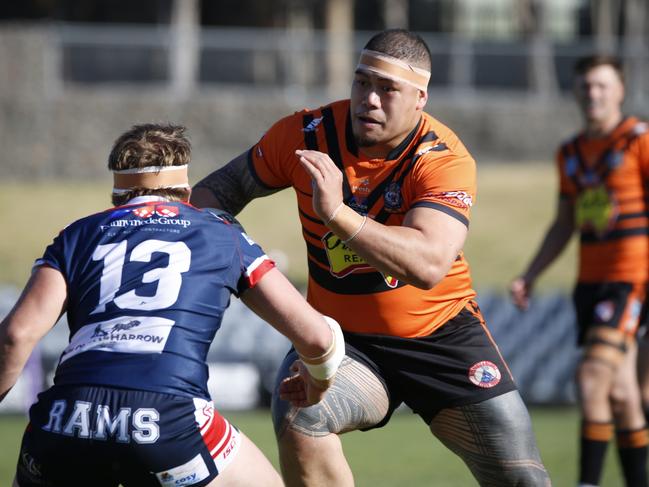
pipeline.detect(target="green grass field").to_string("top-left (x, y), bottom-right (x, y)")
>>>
top-left (0, 408), bottom-right (625, 486)
top-left (0, 163), bottom-right (577, 291)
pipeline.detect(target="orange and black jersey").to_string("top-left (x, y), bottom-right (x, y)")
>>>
top-left (248, 99), bottom-right (477, 338)
top-left (558, 116), bottom-right (649, 283)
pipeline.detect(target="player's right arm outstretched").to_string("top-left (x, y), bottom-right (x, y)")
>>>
top-left (240, 267), bottom-right (344, 407)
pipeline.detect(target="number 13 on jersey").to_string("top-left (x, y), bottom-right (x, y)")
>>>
top-left (91, 239), bottom-right (191, 314)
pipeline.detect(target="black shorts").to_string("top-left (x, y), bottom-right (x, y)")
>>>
top-left (341, 305), bottom-right (517, 426)
top-left (573, 281), bottom-right (646, 345)
top-left (15, 385), bottom-right (241, 487)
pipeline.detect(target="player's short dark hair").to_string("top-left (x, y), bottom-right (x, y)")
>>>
top-left (574, 55), bottom-right (624, 83)
top-left (363, 29), bottom-right (432, 73)
top-left (108, 123), bottom-right (191, 206)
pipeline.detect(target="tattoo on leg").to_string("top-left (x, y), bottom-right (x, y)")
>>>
top-left (430, 391), bottom-right (550, 486)
top-left (273, 357), bottom-right (390, 438)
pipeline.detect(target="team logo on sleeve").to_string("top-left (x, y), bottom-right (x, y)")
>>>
top-left (302, 116), bottom-right (323, 133)
top-left (422, 191), bottom-right (473, 209)
top-left (468, 361), bottom-right (501, 388)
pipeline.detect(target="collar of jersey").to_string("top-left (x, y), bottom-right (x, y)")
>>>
top-left (126, 195), bottom-right (170, 205)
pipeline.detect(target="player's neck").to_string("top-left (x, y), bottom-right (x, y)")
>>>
top-left (584, 113), bottom-right (623, 138)
top-left (359, 146), bottom-right (389, 160)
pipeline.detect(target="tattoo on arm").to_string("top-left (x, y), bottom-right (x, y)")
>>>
top-left (193, 151), bottom-right (279, 215)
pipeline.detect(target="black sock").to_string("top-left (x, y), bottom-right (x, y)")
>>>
top-left (581, 421), bottom-right (614, 485)
top-left (580, 437), bottom-right (610, 485)
top-left (617, 428), bottom-right (649, 487)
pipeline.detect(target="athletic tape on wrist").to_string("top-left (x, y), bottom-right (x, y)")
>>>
top-left (299, 316), bottom-right (345, 381)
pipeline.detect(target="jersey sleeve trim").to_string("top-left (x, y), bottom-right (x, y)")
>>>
top-left (244, 256), bottom-right (276, 288)
top-left (32, 259), bottom-right (62, 273)
top-left (246, 147), bottom-right (290, 191)
top-left (411, 201), bottom-right (469, 227)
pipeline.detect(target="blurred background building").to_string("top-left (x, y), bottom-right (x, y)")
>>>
top-left (0, 0), bottom-right (647, 410)
top-left (1, 0), bottom-right (647, 178)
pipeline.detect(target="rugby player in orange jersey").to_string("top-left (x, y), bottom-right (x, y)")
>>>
top-left (193, 29), bottom-right (549, 486)
top-left (511, 55), bottom-right (649, 487)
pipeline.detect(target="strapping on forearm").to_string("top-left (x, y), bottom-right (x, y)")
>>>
top-left (298, 316), bottom-right (345, 384)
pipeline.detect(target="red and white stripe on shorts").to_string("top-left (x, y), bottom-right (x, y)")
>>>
top-left (193, 398), bottom-right (241, 473)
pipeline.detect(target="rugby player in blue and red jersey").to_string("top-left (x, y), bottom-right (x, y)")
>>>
top-left (0, 123), bottom-right (345, 487)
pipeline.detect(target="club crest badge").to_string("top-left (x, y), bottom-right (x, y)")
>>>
top-left (594, 300), bottom-right (615, 323)
top-left (384, 182), bottom-right (402, 212)
top-left (468, 361), bottom-right (501, 388)
top-left (607, 150), bottom-right (623, 169)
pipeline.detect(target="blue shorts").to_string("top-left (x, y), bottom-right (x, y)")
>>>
top-left (15, 385), bottom-right (241, 487)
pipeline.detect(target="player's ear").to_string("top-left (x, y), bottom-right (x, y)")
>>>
top-left (416, 89), bottom-right (428, 110)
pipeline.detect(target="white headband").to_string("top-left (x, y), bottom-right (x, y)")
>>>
top-left (112, 165), bottom-right (190, 194)
top-left (356, 49), bottom-right (431, 92)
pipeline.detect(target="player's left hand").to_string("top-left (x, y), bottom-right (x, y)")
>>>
top-left (278, 360), bottom-right (330, 408)
top-left (296, 149), bottom-right (344, 223)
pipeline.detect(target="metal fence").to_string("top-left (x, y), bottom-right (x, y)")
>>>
top-left (45, 23), bottom-right (648, 106)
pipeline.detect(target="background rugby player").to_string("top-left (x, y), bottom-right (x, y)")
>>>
top-left (511, 55), bottom-right (649, 487)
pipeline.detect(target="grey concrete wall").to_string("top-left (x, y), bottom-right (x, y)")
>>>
top-left (0, 25), bottom-right (606, 182)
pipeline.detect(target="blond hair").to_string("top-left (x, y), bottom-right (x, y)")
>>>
top-left (108, 123), bottom-right (191, 206)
